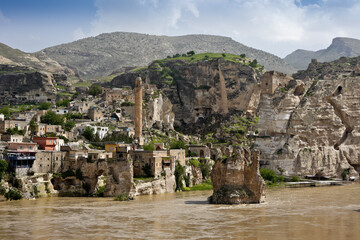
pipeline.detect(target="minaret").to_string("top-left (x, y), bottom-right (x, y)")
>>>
top-left (134, 76), bottom-right (143, 145)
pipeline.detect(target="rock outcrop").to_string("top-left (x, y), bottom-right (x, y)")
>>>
top-left (53, 158), bottom-right (136, 197)
top-left (209, 147), bottom-right (265, 204)
top-left (134, 169), bottom-right (175, 195)
top-left (0, 64), bottom-right (69, 104)
top-left (143, 86), bottom-right (175, 130)
top-left (255, 57), bottom-right (360, 178)
top-left (110, 56), bottom-right (263, 130)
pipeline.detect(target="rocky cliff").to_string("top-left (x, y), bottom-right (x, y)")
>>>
top-left (0, 64), bottom-right (70, 104)
top-left (255, 57), bottom-right (360, 178)
top-left (110, 53), bottom-right (263, 132)
top-left (209, 147), bottom-right (265, 204)
top-left (40, 32), bottom-right (295, 79)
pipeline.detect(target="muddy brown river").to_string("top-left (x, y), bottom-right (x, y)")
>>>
top-left (1, 184), bottom-right (360, 239)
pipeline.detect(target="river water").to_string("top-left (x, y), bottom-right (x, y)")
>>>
top-left (1, 184), bottom-right (360, 240)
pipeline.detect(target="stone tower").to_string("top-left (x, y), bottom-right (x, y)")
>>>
top-left (134, 76), bottom-right (143, 145)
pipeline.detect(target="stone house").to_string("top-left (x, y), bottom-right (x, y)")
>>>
top-left (0, 119), bottom-right (29, 134)
top-left (61, 147), bottom-right (88, 170)
top-left (124, 148), bottom-right (185, 177)
top-left (103, 88), bottom-right (123, 102)
top-left (130, 149), bottom-right (170, 177)
top-left (88, 151), bottom-right (113, 162)
top-left (1, 134), bottom-right (23, 142)
top-left (187, 145), bottom-right (211, 158)
top-left (11, 111), bottom-right (37, 121)
top-left (168, 149), bottom-right (186, 166)
top-left (88, 107), bottom-right (103, 121)
top-left (32, 151), bottom-right (66, 174)
top-left (6, 142), bottom-right (38, 177)
top-left (45, 124), bottom-right (64, 135)
top-left (72, 101), bottom-right (91, 114)
top-left (55, 109), bottom-right (69, 115)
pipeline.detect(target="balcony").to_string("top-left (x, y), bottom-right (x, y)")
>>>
top-left (8, 155), bottom-right (36, 161)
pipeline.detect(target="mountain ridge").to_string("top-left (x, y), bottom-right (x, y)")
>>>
top-left (284, 37), bottom-right (360, 70)
top-left (37, 32), bottom-right (296, 79)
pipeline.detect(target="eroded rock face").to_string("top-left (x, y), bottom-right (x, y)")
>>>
top-left (255, 57), bottom-right (360, 177)
top-left (110, 59), bottom-right (262, 129)
top-left (209, 147), bottom-right (265, 204)
top-left (53, 158), bottom-right (136, 197)
top-left (0, 64), bottom-right (69, 104)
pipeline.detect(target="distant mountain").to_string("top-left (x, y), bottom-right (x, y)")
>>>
top-left (284, 37), bottom-right (360, 70)
top-left (39, 32), bottom-right (295, 79)
top-left (0, 42), bottom-right (72, 75)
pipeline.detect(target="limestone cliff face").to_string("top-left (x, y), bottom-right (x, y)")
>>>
top-left (0, 64), bottom-right (68, 103)
top-left (255, 58), bottom-right (360, 177)
top-left (143, 88), bottom-right (175, 130)
top-left (110, 58), bottom-right (262, 129)
top-left (209, 147), bottom-right (265, 204)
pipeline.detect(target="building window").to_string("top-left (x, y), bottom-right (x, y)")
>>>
top-left (29, 146), bottom-right (32, 149)
top-left (20, 146), bottom-right (24, 150)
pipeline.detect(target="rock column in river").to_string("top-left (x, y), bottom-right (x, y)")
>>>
top-left (209, 147), bottom-right (265, 204)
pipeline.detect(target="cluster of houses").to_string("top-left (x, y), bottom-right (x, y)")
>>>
top-left (0, 86), bottom-right (213, 179)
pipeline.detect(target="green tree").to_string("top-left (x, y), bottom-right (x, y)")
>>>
top-left (174, 162), bottom-right (186, 191)
top-left (0, 160), bottom-right (8, 181)
top-left (187, 51), bottom-right (195, 56)
top-left (249, 59), bottom-right (258, 68)
top-left (39, 102), bottom-right (52, 110)
top-left (82, 126), bottom-right (94, 141)
top-left (143, 142), bottom-right (155, 151)
top-left (56, 99), bottom-right (70, 107)
top-left (29, 120), bottom-right (38, 136)
top-left (88, 85), bottom-right (102, 96)
top-left (41, 111), bottom-right (64, 125)
top-left (63, 120), bottom-right (75, 131)
top-left (170, 139), bottom-right (186, 149)
top-left (0, 106), bottom-right (10, 119)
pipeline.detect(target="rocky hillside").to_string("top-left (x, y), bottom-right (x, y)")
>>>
top-left (109, 53), bottom-right (263, 135)
top-left (0, 42), bottom-right (73, 75)
top-left (255, 56), bottom-right (360, 178)
top-left (284, 37), bottom-right (360, 70)
top-left (0, 64), bottom-right (69, 104)
top-left (39, 32), bottom-right (295, 79)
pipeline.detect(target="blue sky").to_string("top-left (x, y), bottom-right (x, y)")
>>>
top-left (1, 0), bottom-right (360, 57)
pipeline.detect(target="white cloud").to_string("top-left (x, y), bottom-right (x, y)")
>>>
top-left (0, 9), bottom-right (10, 23)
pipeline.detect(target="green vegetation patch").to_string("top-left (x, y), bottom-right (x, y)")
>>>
top-left (114, 193), bottom-right (133, 201)
top-left (189, 180), bottom-right (213, 191)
